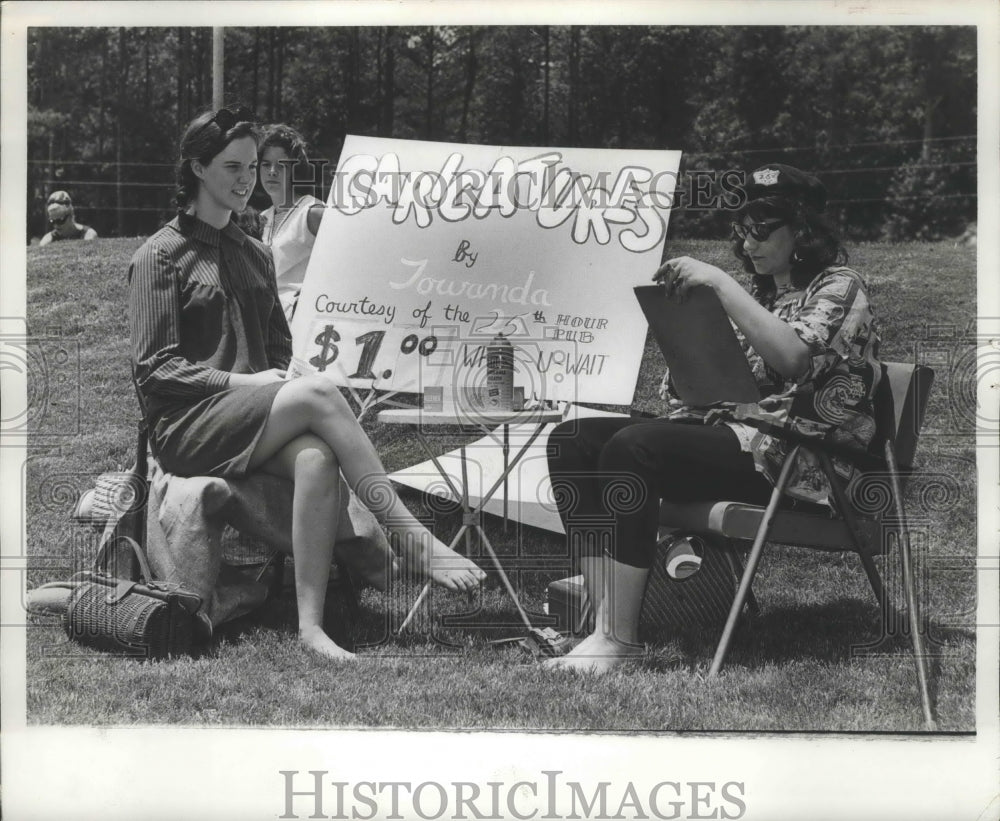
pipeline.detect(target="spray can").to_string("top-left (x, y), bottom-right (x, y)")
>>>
top-left (486, 333), bottom-right (514, 411)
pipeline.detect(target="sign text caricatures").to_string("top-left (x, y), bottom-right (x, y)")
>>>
top-left (290, 137), bottom-right (682, 405)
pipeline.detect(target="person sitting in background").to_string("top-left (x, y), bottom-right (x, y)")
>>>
top-left (39, 190), bottom-right (98, 246)
top-left (258, 123), bottom-right (326, 322)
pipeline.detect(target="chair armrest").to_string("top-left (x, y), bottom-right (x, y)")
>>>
top-left (733, 410), bottom-right (886, 472)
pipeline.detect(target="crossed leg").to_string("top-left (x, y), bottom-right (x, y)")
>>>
top-left (255, 432), bottom-right (353, 660)
top-left (249, 376), bottom-right (485, 656)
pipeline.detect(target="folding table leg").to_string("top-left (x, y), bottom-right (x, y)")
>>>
top-left (395, 431), bottom-right (473, 633)
top-left (396, 421), bottom-right (551, 636)
top-left (396, 582), bottom-right (431, 633)
top-left (709, 446), bottom-right (801, 677)
top-left (397, 523), bottom-right (471, 633)
top-left (475, 526), bottom-right (536, 632)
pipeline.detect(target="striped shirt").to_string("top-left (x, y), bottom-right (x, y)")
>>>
top-left (128, 213), bottom-right (292, 423)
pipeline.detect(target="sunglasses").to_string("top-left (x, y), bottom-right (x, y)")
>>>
top-left (731, 220), bottom-right (787, 242)
top-left (48, 215), bottom-right (71, 227)
top-left (197, 105), bottom-right (256, 136)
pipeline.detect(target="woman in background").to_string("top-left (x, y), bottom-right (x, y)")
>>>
top-left (39, 190), bottom-right (98, 246)
top-left (129, 106), bottom-right (484, 662)
top-left (258, 123), bottom-right (326, 322)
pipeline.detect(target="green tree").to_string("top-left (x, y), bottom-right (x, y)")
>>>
top-left (25, 25), bottom-right (977, 242)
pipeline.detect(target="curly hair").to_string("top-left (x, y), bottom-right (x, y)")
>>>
top-left (174, 110), bottom-right (259, 213)
top-left (259, 123), bottom-right (319, 202)
top-left (731, 195), bottom-right (848, 306)
top-left (260, 123), bottom-right (310, 165)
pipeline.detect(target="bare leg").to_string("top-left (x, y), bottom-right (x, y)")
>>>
top-left (578, 554), bottom-right (605, 625)
top-left (258, 433), bottom-right (354, 661)
top-left (250, 377), bottom-right (485, 592)
top-left (544, 555), bottom-right (647, 674)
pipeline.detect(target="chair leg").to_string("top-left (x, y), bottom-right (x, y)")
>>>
top-left (819, 449), bottom-right (937, 731)
top-left (817, 453), bottom-right (889, 611)
top-left (721, 542), bottom-right (761, 617)
top-left (709, 446), bottom-right (801, 677)
top-left (885, 444), bottom-right (938, 731)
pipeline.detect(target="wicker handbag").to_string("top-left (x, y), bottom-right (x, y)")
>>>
top-left (64, 536), bottom-right (202, 659)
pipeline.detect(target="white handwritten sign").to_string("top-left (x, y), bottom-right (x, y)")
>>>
top-left (290, 136), bottom-right (681, 404)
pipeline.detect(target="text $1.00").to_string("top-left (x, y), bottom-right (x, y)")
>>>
top-left (309, 324), bottom-right (438, 380)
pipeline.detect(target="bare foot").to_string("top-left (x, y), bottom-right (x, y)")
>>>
top-left (401, 537), bottom-right (486, 593)
top-left (299, 625), bottom-right (356, 661)
top-left (541, 633), bottom-right (644, 674)
top-left (334, 535), bottom-right (399, 592)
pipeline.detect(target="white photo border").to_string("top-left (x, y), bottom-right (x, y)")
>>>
top-left (2, 2), bottom-right (998, 819)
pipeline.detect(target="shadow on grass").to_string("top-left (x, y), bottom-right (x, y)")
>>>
top-left (209, 574), bottom-right (559, 661)
top-left (212, 578), bottom-right (974, 660)
top-left (641, 596), bottom-right (975, 727)
top-left (648, 598), bottom-right (972, 664)
top-left (211, 577), bottom-right (358, 651)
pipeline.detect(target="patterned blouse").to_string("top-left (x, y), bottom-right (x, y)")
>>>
top-left (659, 266), bottom-right (882, 506)
top-left (128, 213), bottom-right (292, 424)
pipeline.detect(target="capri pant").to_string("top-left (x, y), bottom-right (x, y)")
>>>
top-left (547, 417), bottom-right (774, 568)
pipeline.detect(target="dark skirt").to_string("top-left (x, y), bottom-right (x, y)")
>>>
top-left (150, 381), bottom-right (287, 478)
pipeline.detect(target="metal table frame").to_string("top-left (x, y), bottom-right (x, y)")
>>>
top-left (377, 404), bottom-right (565, 633)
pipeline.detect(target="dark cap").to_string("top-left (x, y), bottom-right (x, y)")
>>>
top-left (47, 190), bottom-right (73, 206)
top-left (742, 164), bottom-right (827, 212)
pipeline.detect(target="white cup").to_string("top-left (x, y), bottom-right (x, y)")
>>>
top-left (664, 535), bottom-right (703, 580)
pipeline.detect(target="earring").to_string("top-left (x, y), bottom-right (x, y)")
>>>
top-left (791, 251), bottom-right (802, 264)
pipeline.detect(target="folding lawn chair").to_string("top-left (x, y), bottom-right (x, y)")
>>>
top-left (659, 362), bottom-right (938, 730)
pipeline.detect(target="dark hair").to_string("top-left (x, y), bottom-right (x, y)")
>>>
top-left (260, 123), bottom-right (310, 165)
top-left (259, 123), bottom-right (317, 201)
top-left (175, 109), bottom-right (258, 212)
top-left (731, 195), bottom-right (848, 305)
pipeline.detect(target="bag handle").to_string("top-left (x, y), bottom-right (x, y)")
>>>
top-left (90, 535), bottom-right (203, 614)
top-left (95, 535), bottom-right (155, 583)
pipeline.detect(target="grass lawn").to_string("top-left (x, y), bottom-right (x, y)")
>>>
top-left (22, 236), bottom-right (977, 731)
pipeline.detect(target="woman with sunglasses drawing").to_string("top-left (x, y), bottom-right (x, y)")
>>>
top-left (128, 106), bottom-right (485, 662)
top-left (546, 164), bottom-right (882, 673)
